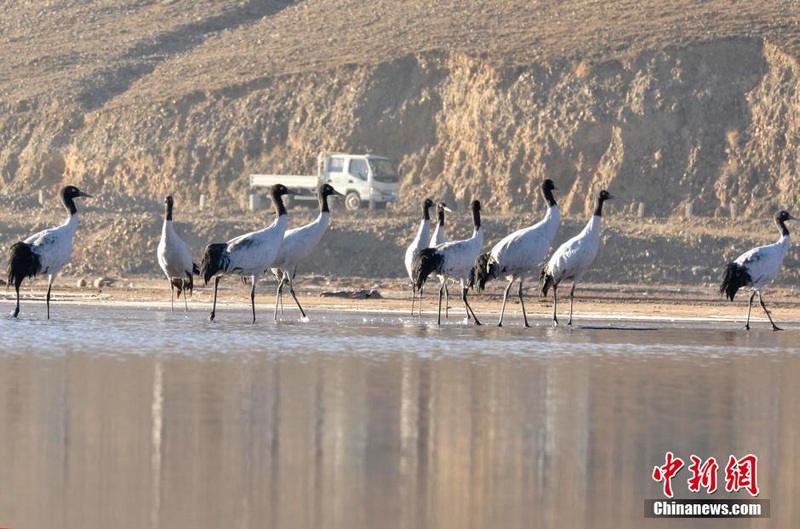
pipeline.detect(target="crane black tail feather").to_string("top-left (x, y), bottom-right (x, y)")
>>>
top-left (412, 248), bottom-right (444, 292)
top-left (719, 262), bottom-right (751, 301)
top-left (6, 242), bottom-right (40, 290)
top-left (539, 267), bottom-right (555, 297)
top-left (171, 273), bottom-right (195, 299)
top-left (200, 243), bottom-right (228, 286)
top-left (468, 252), bottom-right (495, 292)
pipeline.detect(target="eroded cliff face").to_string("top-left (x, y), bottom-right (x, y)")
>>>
top-left (2, 37), bottom-right (800, 222)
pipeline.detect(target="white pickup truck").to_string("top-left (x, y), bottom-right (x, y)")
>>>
top-left (249, 152), bottom-right (401, 211)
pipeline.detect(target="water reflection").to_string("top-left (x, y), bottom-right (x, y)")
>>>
top-left (0, 308), bottom-right (798, 528)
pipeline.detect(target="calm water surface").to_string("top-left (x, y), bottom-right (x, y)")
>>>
top-left (1, 305), bottom-right (799, 529)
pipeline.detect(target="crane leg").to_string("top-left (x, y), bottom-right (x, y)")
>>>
top-left (757, 291), bottom-right (781, 331)
top-left (462, 285), bottom-right (481, 326)
top-left (552, 285), bottom-right (559, 326)
top-left (274, 275), bottom-right (287, 320)
top-left (288, 277), bottom-right (307, 319)
top-left (46, 275), bottom-right (53, 320)
top-left (498, 277), bottom-right (514, 327)
top-left (444, 282), bottom-right (449, 319)
top-left (182, 278), bottom-right (189, 312)
top-left (209, 276), bottom-right (221, 321)
top-left (249, 275), bottom-right (258, 324)
top-left (518, 277), bottom-right (530, 328)
top-left (436, 281), bottom-right (445, 326)
top-left (567, 281), bottom-right (576, 327)
top-left (12, 281), bottom-right (21, 318)
top-left (169, 280), bottom-right (175, 312)
top-left (745, 291), bottom-right (756, 330)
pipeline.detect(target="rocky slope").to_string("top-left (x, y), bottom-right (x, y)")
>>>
top-left (1, 1), bottom-right (800, 282)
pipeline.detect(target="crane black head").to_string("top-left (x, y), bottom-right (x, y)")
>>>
top-left (271, 183), bottom-right (290, 197)
top-left (164, 195), bottom-right (175, 220)
top-left (318, 184), bottom-right (344, 212)
top-left (270, 184), bottom-right (292, 216)
top-left (422, 198), bottom-right (434, 220)
top-left (61, 185), bottom-right (92, 215)
top-left (319, 183), bottom-right (343, 198)
top-left (541, 179), bottom-right (557, 207)
top-left (776, 210), bottom-right (795, 236)
top-left (436, 202), bottom-right (453, 225)
top-left (593, 190), bottom-right (613, 217)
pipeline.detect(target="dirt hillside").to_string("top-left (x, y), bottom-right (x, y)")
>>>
top-left (1, 1), bottom-right (800, 283)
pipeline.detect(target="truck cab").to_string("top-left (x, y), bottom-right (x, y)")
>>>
top-left (322, 153), bottom-right (400, 210)
top-left (249, 152), bottom-right (400, 211)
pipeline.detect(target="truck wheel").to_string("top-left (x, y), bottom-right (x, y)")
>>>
top-left (345, 192), bottom-right (361, 211)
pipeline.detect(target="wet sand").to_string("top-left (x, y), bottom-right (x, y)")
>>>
top-left (4, 275), bottom-right (800, 327)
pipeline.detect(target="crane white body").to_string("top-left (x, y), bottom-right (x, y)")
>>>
top-left (24, 215), bottom-right (79, 278)
top-left (413, 200), bottom-right (484, 325)
top-left (429, 202), bottom-right (453, 317)
top-left (405, 198), bottom-right (434, 316)
top-left (720, 211), bottom-right (794, 330)
top-left (200, 184), bottom-right (291, 322)
top-left (486, 180), bottom-right (560, 326)
top-left (6, 186), bottom-right (92, 319)
top-left (157, 196), bottom-right (196, 311)
top-left (540, 190), bottom-right (612, 326)
top-left (270, 184), bottom-right (342, 320)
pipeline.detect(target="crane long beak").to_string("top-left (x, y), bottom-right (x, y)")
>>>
top-left (334, 190), bottom-right (345, 197)
top-left (79, 191), bottom-right (94, 198)
top-left (443, 206), bottom-right (454, 213)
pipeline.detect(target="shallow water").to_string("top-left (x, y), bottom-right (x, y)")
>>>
top-left (1, 304), bottom-right (799, 529)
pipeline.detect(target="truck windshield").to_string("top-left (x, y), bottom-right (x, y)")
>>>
top-left (369, 159), bottom-right (400, 183)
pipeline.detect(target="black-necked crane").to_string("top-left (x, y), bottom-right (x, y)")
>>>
top-left (200, 183), bottom-right (291, 323)
top-left (157, 195), bottom-right (199, 312)
top-left (430, 202), bottom-right (453, 247)
top-left (478, 179), bottom-right (560, 327)
top-left (720, 210), bottom-right (794, 331)
top-left (270, 183), bottom-right (343, 320)
top-left (540, 189), bottom-right (612, 326)
top-left (430, 201), bottom-right (453, 317)
top-left (6, 185), bottom-right (92, 319)
top-left (404, 197), bottom-right (434, 316)
top-left (413, 200), bottom-right (484, 326)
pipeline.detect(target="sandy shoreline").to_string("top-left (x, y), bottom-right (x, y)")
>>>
top-left (4, 275), bottom-right (800, 328)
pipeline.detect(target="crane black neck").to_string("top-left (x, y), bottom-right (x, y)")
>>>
top-left (272, 191), bottom-right (288, 216)
top-left (437, 208), bottom-right (445, 226)
top-left (58, 191), bottom-right (81, 215)
top-left (472, 203), bottom-right (481, 230)
top-left (543, 186), bottom-right (557, 208)
top-left (165, 201), bottom-right (174, 221)
top-left (777, 216), bottom-right (790, 237)
top-left (319, 193), bottom-right (330, 214)
top-left (422, 202), bottom-right (431, 221)
top-left (593, 197), bottom-right (607, 217)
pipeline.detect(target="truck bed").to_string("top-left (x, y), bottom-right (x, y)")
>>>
top-left (249, 174), bottom-right (319, 191)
